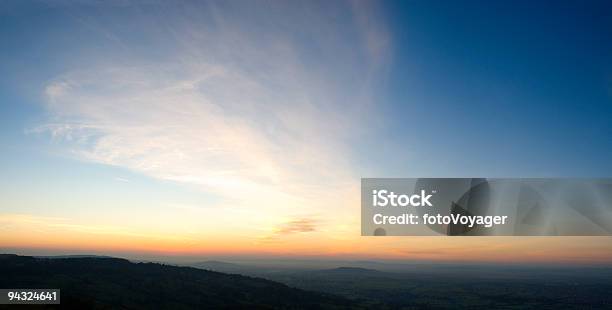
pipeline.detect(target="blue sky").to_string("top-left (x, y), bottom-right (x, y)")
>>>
top-left (1, 0), bottom-right (612, 260)
top-left (363, 0), bottom-right (612, 177)
top-left (2, 1), bottom-right (611, 179)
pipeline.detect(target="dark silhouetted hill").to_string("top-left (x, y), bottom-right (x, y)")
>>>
top-left (0, 254), bottom-right (361, 309)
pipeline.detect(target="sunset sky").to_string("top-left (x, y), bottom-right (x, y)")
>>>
top-left (1, 0), bottom-right (612, 264)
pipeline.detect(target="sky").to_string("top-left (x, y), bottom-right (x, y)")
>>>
top-left (1, 0), bottom-right (612, 265)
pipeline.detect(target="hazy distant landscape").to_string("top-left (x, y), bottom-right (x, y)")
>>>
top-left (190, 259), bottom-right (612, 309)
top-left (2, 254), bottom-right (610, 309)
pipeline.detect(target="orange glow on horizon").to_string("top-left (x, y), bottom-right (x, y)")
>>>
top-left (3, 227), bottom-right (612, 265)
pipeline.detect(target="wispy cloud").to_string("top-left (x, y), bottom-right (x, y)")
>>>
top-left (36, 0), bottom-right (390, 236)
top-left (275, 218), bottom-right (318, 234)
top-left (257, 217), bottom-right (319, 243)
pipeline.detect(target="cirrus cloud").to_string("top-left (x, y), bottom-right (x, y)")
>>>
top-left (37, 0), bottom-right (391, 234)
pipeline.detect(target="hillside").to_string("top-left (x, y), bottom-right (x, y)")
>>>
top-left (0, 254), bottom-right (360, 309)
